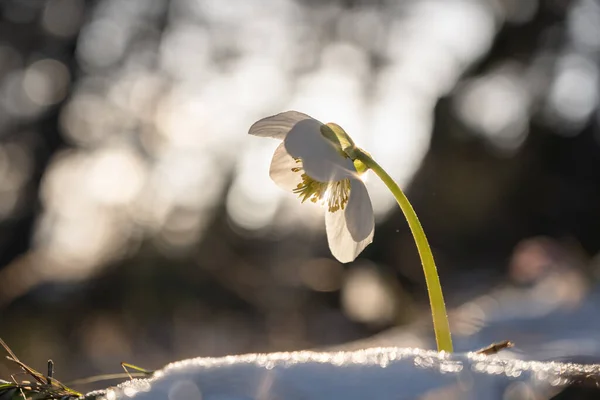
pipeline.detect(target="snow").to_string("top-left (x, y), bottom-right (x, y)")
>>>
top-left (100, 347), bottom-right (599, 400)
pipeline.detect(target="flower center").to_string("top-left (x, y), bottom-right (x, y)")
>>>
top-left (291, 160), bottom-right (350, 213)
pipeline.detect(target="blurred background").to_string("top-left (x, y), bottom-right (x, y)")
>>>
top-left (1, 0), bottom-right (600, 392)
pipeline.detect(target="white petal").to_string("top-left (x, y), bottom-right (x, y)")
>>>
top-left (269, 142), bottom-right (302, 192)
top-left (344, 179), bottom-right (375, 241)
top-left (248, 111), bottom-right (313, 140)
top-left (325, 207), bottom-right (374, 263)
top-left (284, 119), bottom-right (356, 183)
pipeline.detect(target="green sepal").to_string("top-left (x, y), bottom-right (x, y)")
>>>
top-left (353, 158), bottom-right (369, 174)
top-left (320, 123), bottom-right (356, 158)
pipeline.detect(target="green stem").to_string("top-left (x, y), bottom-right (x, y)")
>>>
top-left (355, 149), bottom-right (453, 353)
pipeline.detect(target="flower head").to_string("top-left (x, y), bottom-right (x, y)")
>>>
top-left (249, 111), bottom-right (374, 262)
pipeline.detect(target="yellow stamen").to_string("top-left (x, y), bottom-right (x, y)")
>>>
top-left (291, 160), bottom-right (350, 212)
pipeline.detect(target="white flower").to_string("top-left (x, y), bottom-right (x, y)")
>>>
top-left (249, 111), bottom-right (374, 263)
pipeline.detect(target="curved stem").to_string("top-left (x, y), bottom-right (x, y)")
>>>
top-left (355, 149), bottom-right (453, 353)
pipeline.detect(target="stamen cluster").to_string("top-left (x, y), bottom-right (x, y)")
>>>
top-left (291, 160), bottom-right (350, 212)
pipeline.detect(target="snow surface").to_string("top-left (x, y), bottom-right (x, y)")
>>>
top-left (99, 347), bottom-right (600, 400)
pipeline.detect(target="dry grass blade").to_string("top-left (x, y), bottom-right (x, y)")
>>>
top-left (65, 362), bottom-right (153, 387)
top-left (475, 340), bottom-right (515, 356)
top-left (0, 338), bottom-right (82, 400)
top-left (0, 338), bottom-right (156, 400)
top-left (120, 363), bottom-right (153, 381)
top-left (67, 371), bottom-right (150, 387)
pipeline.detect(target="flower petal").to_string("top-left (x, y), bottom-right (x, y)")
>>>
top-left (269, 142), bottom-right (303, 192)
top-left (284, 119), bottom-right (356, 183)
top-left (344, 179), bottom-right (375, 241)
top-left (325, 207), bottom-right (374, 263)
top-left (248, 111), bottom-right (313, 140)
